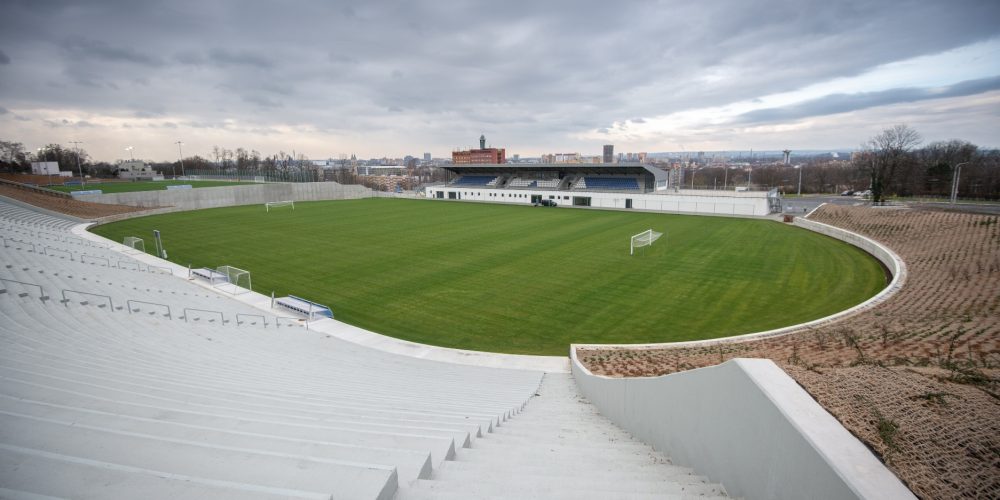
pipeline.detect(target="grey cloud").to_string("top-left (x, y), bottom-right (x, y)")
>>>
top-left (242, 95), bottom-right (283, 108)
top-left (734, 76), bottom-right (1000, 124)
top-left (0, 0), bottom-right (998, 158)
top-left (208, 49), bottom-right (273, 68)
top-left (0, 50), bottom-right (9, 64)
top-left (0, 107), bottom-right (8, 115)
top-left (60, 36), bottom-right (162, 66)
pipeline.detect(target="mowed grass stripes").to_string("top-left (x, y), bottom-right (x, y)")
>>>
top-left (91, 198), bottom-right (886, 355)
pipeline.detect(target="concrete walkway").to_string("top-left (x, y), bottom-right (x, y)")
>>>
top-left (397, 372), bottom-right (729, 500)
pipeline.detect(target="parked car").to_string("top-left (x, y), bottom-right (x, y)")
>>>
top-left (840, 190), bottom-right (854, 196)
top-left (534, 199), bottom-right (557, 207)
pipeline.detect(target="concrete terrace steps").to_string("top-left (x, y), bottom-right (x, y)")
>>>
top-left (0, 446), bottom-right (334, 500)
top-left (1, 198), bottom-right (733, 499)
top-left (1, 201), bottom-right (549, 499)
top-left (398, 373), bottom-right (729, 499)
top-left (0, 306), bottom-right (532, 421)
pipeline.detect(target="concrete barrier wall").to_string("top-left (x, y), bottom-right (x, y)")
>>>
top-left (570, 356), bottom-right (916, 500)
top-left (75, 182), bottom-right (372, 211)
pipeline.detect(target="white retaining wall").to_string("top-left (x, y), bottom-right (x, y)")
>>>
top-left (426, 187), bottom-right (772, 216)
top-left (570, 356), bottom-right (916, 500)
top-left (74, 182), bottom-right (371, 211)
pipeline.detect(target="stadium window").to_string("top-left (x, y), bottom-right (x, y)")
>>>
top-left (564, 196), bottom-right (569, 200)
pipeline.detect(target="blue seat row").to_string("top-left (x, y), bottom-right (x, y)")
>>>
top-left (584, 177), bottom-right (639, 190)
top-left (451, 175), bottom-right (497, 186)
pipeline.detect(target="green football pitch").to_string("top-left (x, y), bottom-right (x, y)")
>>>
top-left (50, 180), bottom-right (250, 194)
top-left (91, 198), bottom-right (886, 355)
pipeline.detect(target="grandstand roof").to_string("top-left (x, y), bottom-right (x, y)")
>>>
top-left (443, 162), bottom-right (669, 183)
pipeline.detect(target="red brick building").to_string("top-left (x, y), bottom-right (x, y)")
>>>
top-left (452, 135), bottom-right (506, 164)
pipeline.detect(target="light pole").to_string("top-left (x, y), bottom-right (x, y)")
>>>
top-left (795, 165), bottom-right (802, 197)
top-left (37, 147), bottom-right (51, 187)
top-left (175, 141), bottom-right (185, 178)
top-left (125, 146), bottom-right (134, 161)
top-left (950, 162), bottom-right (968, 204)
top-left (69, 141), bottom-right (85, 188)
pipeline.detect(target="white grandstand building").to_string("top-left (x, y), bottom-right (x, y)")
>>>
top-left (0, 194), bottom-right (913, 499)
top-left (427, 163), bottom-right (783, 216)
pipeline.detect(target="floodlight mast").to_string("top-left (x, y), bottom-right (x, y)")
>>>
top-left (175, 141), bottom-right (185, 177)
top-left (69, 141), bottom-right (85, 188)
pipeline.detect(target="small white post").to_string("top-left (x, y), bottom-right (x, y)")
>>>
top-left (270, 291), bottom-right (275, 309)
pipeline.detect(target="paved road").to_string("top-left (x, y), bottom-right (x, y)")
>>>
top-left (780, 196), bottom-right (1000, 216)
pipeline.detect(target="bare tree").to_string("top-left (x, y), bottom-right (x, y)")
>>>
top-left (858, 125), bottom-right (921, 203)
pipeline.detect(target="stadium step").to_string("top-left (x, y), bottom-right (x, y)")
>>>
top-left (0, 445), bottom-right (334, 500)
top-left (0, 394), bottom-right (434, 484)
top-left (0, 412), bottom-right (399, 499)
top-left (397, 373), bottom-right (729, 499)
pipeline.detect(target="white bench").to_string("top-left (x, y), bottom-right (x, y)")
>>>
top-left (274, 295), bottom-right (333, 320)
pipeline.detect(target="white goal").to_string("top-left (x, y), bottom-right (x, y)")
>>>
top-left (265, 200), bottom-right (295, 212)
top-left (214, 265), bottom-right (251, 295)
top-left (123, 236), bottom-right (145, 254)
top-left (630, 229), bottom-right (663, 255)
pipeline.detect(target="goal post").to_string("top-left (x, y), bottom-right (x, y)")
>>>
top-left (214, 265), bottom-right (251, 294)
top-left (123, 236), bottom-right (145, 254)
top-left (265, 200), bottom-right (294, 212)
top-left (630, 229), bottom-right (664, 255)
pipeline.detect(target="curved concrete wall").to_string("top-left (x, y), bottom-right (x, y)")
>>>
top-left (76, 182), bottom-right (371, 212)
top-left (570, 356), bottom-right (915, 499)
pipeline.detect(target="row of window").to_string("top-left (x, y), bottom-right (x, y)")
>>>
top-left (438, 191), bottom-right (575, 202)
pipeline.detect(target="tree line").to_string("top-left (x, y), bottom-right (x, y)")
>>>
top-left (2, 124), bottom-right (998, 199)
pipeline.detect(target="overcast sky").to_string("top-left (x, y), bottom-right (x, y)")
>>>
top-left (1, 0), bottom-right (998, 162)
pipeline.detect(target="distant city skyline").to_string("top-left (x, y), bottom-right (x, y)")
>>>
top-left (1, 1), bottom-right (998, 163)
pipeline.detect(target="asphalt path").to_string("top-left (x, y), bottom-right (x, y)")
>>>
top-left (780, 196), bottom-right (1000, 216)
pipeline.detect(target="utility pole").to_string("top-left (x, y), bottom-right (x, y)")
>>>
top-left (69, 141), bottom-right (85, 188)
top-left (950, 162), bottom-right (969, 204)
top-left (175, 141), bottom-right (185, 177)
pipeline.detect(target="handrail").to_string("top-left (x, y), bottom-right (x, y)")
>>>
top-left (127, 299), bottom-right (171, 319)
top-left (182, 307), bottom-right (226, 324)
top-left (0, 278), bottom-right (46, 299)
top-left (274, 316), bottom-right (304, 329)
top-left (147, 265), bottom-right (172, 275)
top-left (80, 254), bottom-right (110, 267)
top-left (2, 237), bottom-right (37, 252)
top-left (61, 289), bottom-right (114, 310)
top-left (236, 313), bottom-right (268, 327)
top-left (116, 260), bottom-right (140, 271)
top-left (43, 246), bottom-right (73, 261)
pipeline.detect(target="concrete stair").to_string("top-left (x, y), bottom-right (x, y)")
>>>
top-left (397, 373), bottom-right (729, 500)
top-left (0, 199), bottom-right (729, 500)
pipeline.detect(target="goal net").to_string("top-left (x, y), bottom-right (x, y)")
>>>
top-left (265, 200), bottom-right (295, 212)
top-left (214, 265), bottom-right (251, 294)
top-left (630, 229), bottom-right (663, 255)
top-left (123, 236), bottom-right (145, 254)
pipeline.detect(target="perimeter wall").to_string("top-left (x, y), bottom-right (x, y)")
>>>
top-left (75, 182), bottom-right (372, 211)
top-left (570, 357), bottom-right (916, 500)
